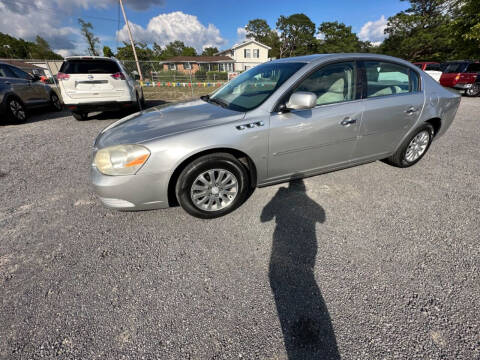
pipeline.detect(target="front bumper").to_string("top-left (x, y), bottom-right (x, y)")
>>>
top-left (66, 101), bottom-right (136, 112)
top-left (90, 166), bottom-right (170, 211)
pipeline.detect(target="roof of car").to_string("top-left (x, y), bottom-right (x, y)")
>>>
top-left (270, 53), bottom-right (417, 66)
top-left (64, 56), bottom-right (116, 61)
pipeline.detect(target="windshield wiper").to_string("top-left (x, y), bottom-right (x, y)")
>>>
top-left (201, 94), bottom-right (228, 109)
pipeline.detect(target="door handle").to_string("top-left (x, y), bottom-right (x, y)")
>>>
top-left (340, 117), bottom-right (357, 126)
top-left (405, 107), bottom-right (417, 115)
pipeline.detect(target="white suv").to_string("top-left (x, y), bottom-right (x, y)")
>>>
top-left (57, 56), bottom-right (144, 120)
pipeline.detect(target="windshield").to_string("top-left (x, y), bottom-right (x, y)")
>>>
top-left (209, 62), bottom-right (305, 112)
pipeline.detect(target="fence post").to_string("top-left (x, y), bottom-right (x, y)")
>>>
top-left (189, 65), bottom-right (194, 99)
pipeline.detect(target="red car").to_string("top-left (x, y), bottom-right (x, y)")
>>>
top-left (413, 62), bottom-right (443, 82)
top-left (440, 61), bottom-right (480, 97)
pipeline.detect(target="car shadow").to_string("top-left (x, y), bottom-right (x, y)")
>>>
top-left (261, 179), bottom-right (340, 360)
top-left (83, 99), bottom-right (169, 121)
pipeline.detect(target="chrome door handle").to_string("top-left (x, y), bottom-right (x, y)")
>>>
top-left (405, 107), bottom-right (417, 115)
top-left (340, 117), bottom-right (357, 126)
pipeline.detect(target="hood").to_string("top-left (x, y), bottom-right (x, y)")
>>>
top-left (95, 100), bottom-right (245, 149)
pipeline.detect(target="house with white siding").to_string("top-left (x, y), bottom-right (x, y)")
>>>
top-left (216, 39), bottom-right (271, 72)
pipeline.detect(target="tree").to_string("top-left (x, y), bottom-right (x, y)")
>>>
top-left (116, 42), bottom-right (154, 60)
top-left (245, 18), bottom-right (281, 58)
top-left (276, 14), bottom-right (316, 57)
top-left (78, 18), bottom-right (99, 56)
top-left (103, 46), bottom-right (115, 57)
top-left (155, 41), bottom-right (197, 60)
top-left (450, 0), bottom-right (480, 58)
top-left (317, 21), bottom-right (369, 53)
top-left (202, 47), bottom-right (219, 56)
top-left (0, 32), bottom-right (62, 59)
top-left (379, 0), bottom-right (453, 61)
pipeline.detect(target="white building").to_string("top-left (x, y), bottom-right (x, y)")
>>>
top-left (216, 39), bottom-right (271, 72)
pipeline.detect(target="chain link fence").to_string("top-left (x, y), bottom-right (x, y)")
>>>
top-left (1, 58), bottom-right (231, 102)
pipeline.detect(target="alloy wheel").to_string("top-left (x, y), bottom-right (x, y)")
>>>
top-left (405, 130), bottom-right (430, 162)
top-left (51, 94), bottom-right (62, 110)
top-left (190, 169), bottom-right (238, 211)
top-left (466, 84), bottom-right (480, 97)
top-left (9, 99), bottom-right (26, 121)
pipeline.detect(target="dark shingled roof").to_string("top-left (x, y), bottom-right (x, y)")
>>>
top-left (159, 56), bottom-right (234, 64)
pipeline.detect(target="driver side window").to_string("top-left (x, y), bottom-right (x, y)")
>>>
top-left (294, 62), bottom-right (356, 106)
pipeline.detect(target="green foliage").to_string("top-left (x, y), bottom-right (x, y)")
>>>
top-left (78, 18), bottom-right (99, 56)
top-left (245, 18), bottom-right (281, 58)
top-left (450, 0), bottom-right (480, 58)
top-left (317, 22), bottom-right (369, 53)
top-left (202, 47), bottom-right (219, 56)
top-left (157, 41), bottom-right (197, 60)
top-left (276, 13), bottom-right (316, 57)
top-left (103, 46), bottom-right (115, 57)
top-left (206, 71), bottom-right (228, 80)
top-left (116, 42), bottom-right (155, 61)
top-left (0, 33), bottom-right (62, 59)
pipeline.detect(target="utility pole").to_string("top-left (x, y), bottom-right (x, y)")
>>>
top-left (119, 0), bottom-right (143, 81)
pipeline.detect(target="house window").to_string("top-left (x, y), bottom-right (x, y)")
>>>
top-left (244, 49), bottom-right (251, 58)
top-left (169, 63), bottom-right (176, 70)
top-left (184, 63), bottom-right (191, 70)
top-left (253, 49), bottom-right (259, 58)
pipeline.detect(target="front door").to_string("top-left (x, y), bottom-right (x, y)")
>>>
top-left (267, 61), bottom-right (363, 181)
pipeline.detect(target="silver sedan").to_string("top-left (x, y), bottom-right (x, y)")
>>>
top-left (91, 54), bottom-right (460, 218)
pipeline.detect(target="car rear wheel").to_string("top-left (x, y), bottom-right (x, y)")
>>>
top-left (465, 83), bottom-right (480, 97)
top-left (50, 92), bottom-right (62, 111)
top-left (6, 97), bottom-right (27, 124)
top-left (385, 123), bottom-right (434, 168)
top-left (175, 153), bottom-right (249, 219)
top-left (72, 111), bottom-right (88, 121)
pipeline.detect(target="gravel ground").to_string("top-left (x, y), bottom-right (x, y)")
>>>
top-left (1, 98), bottom-right (479, 359)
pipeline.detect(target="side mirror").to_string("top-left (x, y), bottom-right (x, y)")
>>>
top-left (286, 91), bottom-right (317, 110)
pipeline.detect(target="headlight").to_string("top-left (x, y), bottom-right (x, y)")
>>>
top-left (94, 144), bottom-right (150, 175)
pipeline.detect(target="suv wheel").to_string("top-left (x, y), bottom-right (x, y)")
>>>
top-left (7, 97), bottom-right (27, 123)
top-left (72, 112), bottom-right (88, 121)
top-left (385, 124), bottom-right (434, 168)
top-left (50, 92), bottom-right (62, 111)
top-left (175, 153), bottom-right (250, 219)
top-left (465, 83), bottom-right (480, 97)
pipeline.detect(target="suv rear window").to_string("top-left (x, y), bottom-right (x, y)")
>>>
top-left (425, 63), bottom-right (441, 71)
top-left (466, 63), bottom-right (480, 73)
top-left (443, 63), bottom-right (468, 73)
top-left (60, 60), bottom-right (120, 74)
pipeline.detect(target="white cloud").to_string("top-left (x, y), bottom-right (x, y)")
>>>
top-left (236, 27), bottom-right (247, 43)
top-left (359, 15), bottom-right (388, 43)
top-left (117, 11), bottom-right (227, 52)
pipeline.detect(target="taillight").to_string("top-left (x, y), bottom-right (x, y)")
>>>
top-left (57, 72), bottom-right (70, 80)
top-left (111, 72), bottom-right (126, 80)
top-left (458, 73), bottom-right (476, 84)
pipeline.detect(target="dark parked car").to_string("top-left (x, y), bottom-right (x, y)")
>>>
top-left (440, 61), bottom-right (480, 96)
top-left (0, 62), bottom-right (62, 123)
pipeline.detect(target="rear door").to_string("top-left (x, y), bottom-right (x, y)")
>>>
top-left (355, 60), bottom-right (425, 159)
top-left (1, 65), bottom-right (34, 104)
top-left (59, 59), bottom-right (127, 101)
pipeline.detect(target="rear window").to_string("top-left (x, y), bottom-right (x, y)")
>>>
top-left (443, 63), bottom-right (468, 73)
top-left (466, 63), bottom-right (480, 73)
top-left (425, 63), bottom-right (441, 71)
top-left (60, 60), bottom-right (120, 74)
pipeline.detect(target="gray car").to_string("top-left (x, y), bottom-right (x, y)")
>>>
top-left (91, 54), bottom-right (460, 218)
top-left (0, 62), bottom-right (62, 123)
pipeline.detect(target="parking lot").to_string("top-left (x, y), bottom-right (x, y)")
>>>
top-left (1, 97), bottom-right (479, 359)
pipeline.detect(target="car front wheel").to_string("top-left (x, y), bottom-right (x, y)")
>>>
top-left (50, 92), bottom-right (62, 111)
top-left (465, 83), bottom-right (480, 97)
top-left (175, 153), bottom-right (250, 219)
top-left (386, 123), bottom-right (434, 168)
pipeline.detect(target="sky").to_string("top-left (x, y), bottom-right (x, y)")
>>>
top-left (0, 0), bottom-right (410, 57)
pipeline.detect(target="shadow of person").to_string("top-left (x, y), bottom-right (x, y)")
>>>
top-left (261, 179), bottom-right (340, 360)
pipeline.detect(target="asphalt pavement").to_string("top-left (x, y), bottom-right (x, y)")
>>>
top-left (1, 98), bottom-right (479, 359)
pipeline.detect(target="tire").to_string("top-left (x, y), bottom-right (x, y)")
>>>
top-left (175, 153), bottom-right (250, 219)
top-left (50, 92), bottom-right (62, 111)
top-left (385, 123), bottom-right (434, 168)
top-left (6, 96), bottom-right (27, 124)
top-left (465, 83), bottom-right (480, 97)
top-left (72, 111), bottom-right (88, 121)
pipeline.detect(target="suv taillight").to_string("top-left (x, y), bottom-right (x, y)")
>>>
top-left (57, 72), bottom-right (70, 80)
top-left (458, 73), bottom-right (476, 84)
top-left (111, 72), bottom-right (126, 80)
